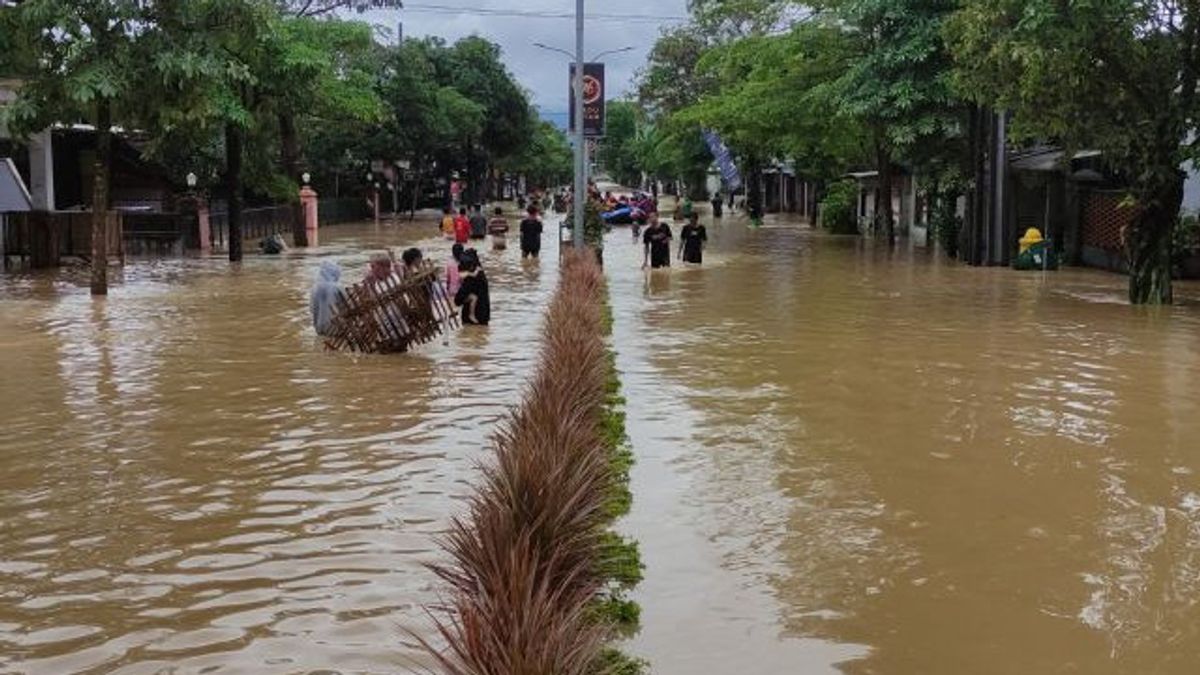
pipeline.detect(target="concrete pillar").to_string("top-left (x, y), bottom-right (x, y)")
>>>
top-left (28, 129), bottom-right (54, 211)
top-left (300, 186), bottom-right (319, 247)
top-left (197, 200), bottom-right (211, 252)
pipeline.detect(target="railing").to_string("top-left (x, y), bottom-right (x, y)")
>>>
top-left (208, 205), bottom-right (293, 251)
top-left (123, 212), bottom-right (197, 256)
top-left (319, 196), bottom-right (371, 225)
top-left (1, 211), bottom-right (123, 268)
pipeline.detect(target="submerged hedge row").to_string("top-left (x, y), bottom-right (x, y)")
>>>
top-left (422, 248), bottom-right (644, 675)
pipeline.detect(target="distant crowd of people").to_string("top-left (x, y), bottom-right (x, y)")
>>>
top-left (310, 187), bottom-right (725, 340)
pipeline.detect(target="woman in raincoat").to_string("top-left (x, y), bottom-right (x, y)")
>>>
top-left (310, 260), bottom-right (343, 336)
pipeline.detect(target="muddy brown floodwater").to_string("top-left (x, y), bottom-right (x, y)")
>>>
top-left (3, 214), bottom-right (1200, 674)
top-left (0, 221), bottom-right (562, 674)
top-left (608, 217), bottom-right (1200, 675)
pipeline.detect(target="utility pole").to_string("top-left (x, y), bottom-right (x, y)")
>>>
top-left (572, 0), bottom-right (586, 248)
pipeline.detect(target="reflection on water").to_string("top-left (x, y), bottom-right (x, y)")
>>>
top-left (5, 213), bottom-right (1200, 674)
top-left (0, 223), bottom-right (559, 674)
top-left (608, 218), bottom-right (1200, 674)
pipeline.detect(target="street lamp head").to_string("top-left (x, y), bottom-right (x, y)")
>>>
top-left (301, 172), bottom-right (311, 185)
top-left (185, 172), bottom-right (197, 188)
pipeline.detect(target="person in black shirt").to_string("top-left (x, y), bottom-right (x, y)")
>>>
top-left (454, 249), bottom-right (490, 325)
top-left (679, 212), bottom-right (707, 264)
top-left (469, 204), bottom-right (488, 240)
top-left (519, 206), bottom-right (543, 259)
top-left (642, 213), bottom-right (672, 269)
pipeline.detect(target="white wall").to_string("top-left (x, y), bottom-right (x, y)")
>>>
top-left (1182, 161), bottom-right (1200, 216)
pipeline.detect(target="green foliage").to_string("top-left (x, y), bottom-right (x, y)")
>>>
top-left (592, 647), bottom-right (649, 675)
top-left (946, 0), bottom-right (1198, 303)
top-left (1174, 215), bottom-right (1200, 270)
top-left (597, 531), bottom-right (643, 589)
top-left (833, 0), bottom-right (962, 157)
top-left (597, 101), bottom-right (646, 188)
top-left (1, 0), bottom-right (145, 137)
top-left (566, 199), bottom-right (608, 249)
top-left (680, 21), bottom-right (864, 184)
top-left (638, 26), bottom-right (713, 117)
top-left (499, 118), bottom-right (573, 190)
top-left (819, 179), bottom-right (860, 234)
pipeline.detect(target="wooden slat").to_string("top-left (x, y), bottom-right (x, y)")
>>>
top-left (324, 261), bottom-right (458, 354)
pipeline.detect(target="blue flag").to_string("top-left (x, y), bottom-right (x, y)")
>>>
top-left (703, 129), bottom-right (743, 191)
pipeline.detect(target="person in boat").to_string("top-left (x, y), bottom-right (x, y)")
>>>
top-left (454, 248), bottom-right (491, 325)
top-left (469, 204), bottom-right (488, 240)
top-left (679, 212), bottom-right (707, 264)
top-left (488, 207), bottom-right (510, 250)
top-left (642, 213), bottom-right (673, 269)
top-left (310, 260), bottom-right (343, 336)
top-left (519, 205), bottom-right (543, 259)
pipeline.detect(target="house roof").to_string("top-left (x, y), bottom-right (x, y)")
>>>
top-left (0, 157), bottom-right (32, 212)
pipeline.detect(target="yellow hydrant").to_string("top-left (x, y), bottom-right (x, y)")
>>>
top-left (1018, 227), bottom-right (1044, 254)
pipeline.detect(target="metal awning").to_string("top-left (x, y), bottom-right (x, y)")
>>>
top-left (0, 157), bottom-right (32, 212)
top-left (1010, 149), bottom-right (1102, 172)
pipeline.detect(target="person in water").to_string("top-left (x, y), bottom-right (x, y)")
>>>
top-left (681, 196), bottom-right (694, 219)
top-left (710, 191), bottom-right (723, 218)
top-left (469, 204), bottom-right (488, 240)
top-left (310, 260), bottom-right (343, 336)
top-left (364, 252), bottom-right (394, 285)
top-left (519, 205), bottom-right (543, 259)
top-left (454, 248), bottom-right (490, 325)
top-left (440, 206), bottom-right (456, 239)
top-left (400, 247), bottom-right (424, 276)
top-left (488, 207), bottom-right (510, 250)
top-left (445, 243), bottom-right (463, 296)
top-left (454, 207), bottom-right (471, 244)
top-left (679, 212), bottom-right (707, 264)
top-left (642, 213), bottom-right (673, 269)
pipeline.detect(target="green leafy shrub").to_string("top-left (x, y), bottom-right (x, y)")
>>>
top-left (819, 179), bottom-right (860, 234)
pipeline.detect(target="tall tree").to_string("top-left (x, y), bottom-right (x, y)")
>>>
top-left (832, 0), bottom-right (961, 243)
top-left (263, 17), bottom-right (382, 245)
top-left (150, 0), bottom-right (282, 263)
top-left (680, 22), bottom-right (865, 208)
top-left (947, 0), bottom-right (1200, 304)
top-left (4, 0), bottom-right (144, 294)
top-left (597, 100), bottom-right (645, 188)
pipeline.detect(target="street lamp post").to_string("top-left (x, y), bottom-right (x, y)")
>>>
top-left (533, 35), bottom-right (637, 249)
top-left (572, 0), bottom-right (585, 249)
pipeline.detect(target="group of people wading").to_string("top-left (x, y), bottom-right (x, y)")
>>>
top-left (309, 190), bottom-right (710, 344)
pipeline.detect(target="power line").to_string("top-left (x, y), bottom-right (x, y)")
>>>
top-left (400, 3), bottom-right (689, 22)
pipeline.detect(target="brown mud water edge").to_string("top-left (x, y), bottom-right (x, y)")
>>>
top-left (324, 262), bottom-right (458, 353)
top-left (418, 248), bottom-right (645, 674)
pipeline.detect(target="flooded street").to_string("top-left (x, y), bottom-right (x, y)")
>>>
top-left (0, 221), bottom-right (561, 674)
top-left (4, 214), bottom-right (1200, 674)
top-left (608, 218), bottom-right (1200, 674)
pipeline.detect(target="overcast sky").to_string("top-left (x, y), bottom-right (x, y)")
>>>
top-left (348, 1), bottom-right (690, 112)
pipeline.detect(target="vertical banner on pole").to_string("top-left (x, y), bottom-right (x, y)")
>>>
top-left (569, 63), bottom-right (606, 137)
top-left (702, 129), bottom-right (743, 190)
